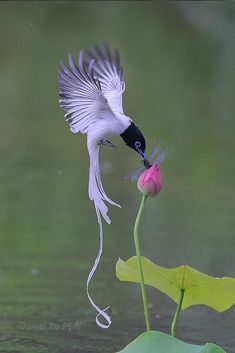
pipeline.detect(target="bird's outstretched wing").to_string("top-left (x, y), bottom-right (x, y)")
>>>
top-left (84, 43), bottom-right (125, 114)
top-left (59, 53), bottom-right (111, 134)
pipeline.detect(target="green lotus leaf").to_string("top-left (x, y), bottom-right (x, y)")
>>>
top-left (116, 256), bottom-right (235, 311)
top-left (116, 331), bottom-right (226, 353)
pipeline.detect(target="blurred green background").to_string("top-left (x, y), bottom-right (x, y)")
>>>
top-left (0, 1), bottom-right (234, 352)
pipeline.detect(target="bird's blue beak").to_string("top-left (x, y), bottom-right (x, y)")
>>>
top-left (138, 149), bottom-right (147, 161)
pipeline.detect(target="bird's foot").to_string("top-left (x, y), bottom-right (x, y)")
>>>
top-left (98, 140), bottom-right (116, 149)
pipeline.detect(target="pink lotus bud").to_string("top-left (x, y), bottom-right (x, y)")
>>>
top-left (137, 164), bottom-right (162, 197)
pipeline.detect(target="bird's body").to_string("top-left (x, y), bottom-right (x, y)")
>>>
top-left (58, 43), bottom-right (147, 327)
top-left (87, 112), bottom-right (130, 146)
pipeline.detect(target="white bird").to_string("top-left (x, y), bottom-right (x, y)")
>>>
top-left (58, 43), bottom-right (147, 328)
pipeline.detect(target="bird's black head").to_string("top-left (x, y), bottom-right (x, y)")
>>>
top-left (120, 122), bottom-right (146, 160)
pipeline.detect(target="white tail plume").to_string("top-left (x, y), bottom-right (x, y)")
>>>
top-left (86, 206), bottom-right (111, 328)
top-left (86, 143), bottom-right (120, 328)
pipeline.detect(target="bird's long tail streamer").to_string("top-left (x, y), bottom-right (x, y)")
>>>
top-left (86, 206), bottom-right (111, 328)
top-left (86, 144), bottom-right (120, 328)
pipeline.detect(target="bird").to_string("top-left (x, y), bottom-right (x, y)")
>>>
top-left (58, 43), bottom-right (147, 328)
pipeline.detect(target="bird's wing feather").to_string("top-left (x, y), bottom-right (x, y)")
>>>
top-left (59, 53), bottom-right (111, 134)
top-left (84, 43), bottom-right (125, 114)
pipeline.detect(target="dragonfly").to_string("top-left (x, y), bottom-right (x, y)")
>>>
top-left (125, 140), bottom-right (168, 182)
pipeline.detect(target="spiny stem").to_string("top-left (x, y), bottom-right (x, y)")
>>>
top-left (134, 194), bottom-right (151, 332)
top-left (171, 289), bottom-right (185, 337)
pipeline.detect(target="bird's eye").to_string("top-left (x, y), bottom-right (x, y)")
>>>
top-left (135, 141), bottom-right (141, 149)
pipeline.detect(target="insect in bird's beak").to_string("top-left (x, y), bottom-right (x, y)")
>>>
top-left (134, 143), bottom-right (153, 170)
top-left (135, 146), bottom-right (148, 164)
top-left (143, 159), bottom-right (152, 169)
top-left (135, 146), bottom-right (152, 169)
top-left (138, 150), bottom-right (152, 170)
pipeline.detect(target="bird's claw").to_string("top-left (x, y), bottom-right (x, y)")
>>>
top-left (99, 140), bottom-right (116, 149)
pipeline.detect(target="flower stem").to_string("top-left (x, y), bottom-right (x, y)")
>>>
top-left (134, 194), bottom-right (151, 332)
top-left (171, 289), bottom-right (185, 337)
